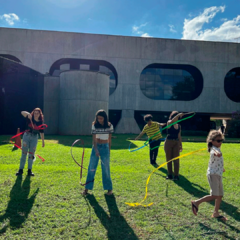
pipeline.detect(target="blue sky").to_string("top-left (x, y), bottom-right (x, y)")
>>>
top-left (1, 0), bottom-right (240, 42)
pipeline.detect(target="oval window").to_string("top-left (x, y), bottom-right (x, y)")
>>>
top-left (224, 68), bottom-right (240, 102)
top-left (140, 64), bottom-right (203, 101)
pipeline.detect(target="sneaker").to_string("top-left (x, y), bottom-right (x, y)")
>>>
top-left (173, 176), bottom-right (179, 181)
top-left (81, 189), bottom-right (88, 196)
top-left (28, 169), bottom-right (35, 176)
top-left (16, 169), bottom-right (23, 176)
top-left (166, 175), bottom-right (173, 180)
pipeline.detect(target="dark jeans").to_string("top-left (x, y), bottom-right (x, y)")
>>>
top-left (149, 139), bottom-right (161, 164)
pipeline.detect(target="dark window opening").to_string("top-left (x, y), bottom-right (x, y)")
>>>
top-left (108, 110), bottom-right (122, 129)
top-left (140, 64), bottom-right (203, 101)
top-left (224, 68), bottom-right (240, 102)
top-left (0, 57), bottom-right (43, 135)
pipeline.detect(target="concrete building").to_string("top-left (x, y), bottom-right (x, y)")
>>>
top-left (0, 27), bottom-right (239, 135)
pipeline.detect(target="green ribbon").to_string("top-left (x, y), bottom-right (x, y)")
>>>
top-left (145, 112), bottom-right (195, 150)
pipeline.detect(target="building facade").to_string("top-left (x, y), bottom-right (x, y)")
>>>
top-left (0, 27), bottom-right (239, 134)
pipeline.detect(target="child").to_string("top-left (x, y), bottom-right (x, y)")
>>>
top-left (82, 109), bottom-right (113, 196)
top-left (135, 114), bottom-right (165, 165)
top-left (191, 130), bottom-right (227, 221)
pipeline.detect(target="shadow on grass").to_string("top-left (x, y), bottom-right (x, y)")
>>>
top-left (0, 176), bottom-right (39, 235)
top-left (86, 194), bottom-right (138, 240)
top-left (44, 135), bottom-right (139, 150)
top-left (153, 165), bottom-right (240, 223)
top-left (1, 134), bottom-right (141, 150)
top-left (199, 222), bottom-right (236, 240)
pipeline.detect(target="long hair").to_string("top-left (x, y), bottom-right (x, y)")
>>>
top-left (93, 109), bottom-right (109, 128)
top-left (206, 130), bottom-right (224, 152)
top-left (31, 108), bottom-right (44, 121)
top-left (169, 111), bottom-right (179, 120)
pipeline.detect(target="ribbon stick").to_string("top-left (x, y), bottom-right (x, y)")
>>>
top-left (128, 142), bottom-right (148, 152)
top-left (125, 147), bottom-right (207, 207)
top-left (10, 124), bottom-right (48, 162)
top-left (71, 139), bottom-right (94, 186)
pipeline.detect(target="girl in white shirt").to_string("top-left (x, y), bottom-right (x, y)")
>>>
top-left (82, 110), bottom-right (113, 196)
top-left (191, 130), bottom-right (227, 221)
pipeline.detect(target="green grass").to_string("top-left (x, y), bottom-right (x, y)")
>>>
top-left (0, 134), bottom-right (240, 239)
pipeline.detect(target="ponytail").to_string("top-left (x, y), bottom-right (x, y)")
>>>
top-left (208, 142), bottom-right (213, 152)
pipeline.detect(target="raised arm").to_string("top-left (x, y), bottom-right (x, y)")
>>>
top-left (21, 111), bottom-right (31, 119)
top-left (169, 112), bottom-right (194, 124)
top-left (157, 122), bottom-right (166, 127)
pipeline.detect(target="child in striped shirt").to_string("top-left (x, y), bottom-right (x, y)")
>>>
top-left (135, 114), bottom-right (165, 164)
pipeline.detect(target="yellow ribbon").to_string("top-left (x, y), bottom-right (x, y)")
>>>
top-left (125, 147), bottom-right (207, 207)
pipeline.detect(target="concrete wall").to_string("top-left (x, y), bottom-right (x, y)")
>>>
top-left (58, 71), bottom-right (109, 135)
top-left (44, 76), bottom-right (60, 134)
top-left (0, 27), bottom-right (240, 133)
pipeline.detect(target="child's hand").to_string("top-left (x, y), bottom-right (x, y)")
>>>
top-left (214, 152), bottom-right (222, 157)
top-left (95, 150), bottom-right (100, 157)
top-left (179, 146), bottom-right (183, 152)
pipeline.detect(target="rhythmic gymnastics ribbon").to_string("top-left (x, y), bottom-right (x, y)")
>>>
top-left (129, 112), bottom-right (195, 152)
top-left (145, 112), bottom-right (196, 146)
top-left (71, 139), bottom-right (94, 186)
top-left (128, 138), bottom-right (166, 152)
top-left (10, 124), bottom-right (48, 162)
top-left (125, 147), bottom-right (207, 207)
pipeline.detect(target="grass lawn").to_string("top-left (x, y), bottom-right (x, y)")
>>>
top-left (0, 134), bottom-right (240, 239)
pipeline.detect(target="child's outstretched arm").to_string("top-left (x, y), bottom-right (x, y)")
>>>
top-left (212, 148), bottom-right (222, 157)
top-left (135, 131), bottom-right (145, 140)
top-left (157, 122), bottom-right (166, 127)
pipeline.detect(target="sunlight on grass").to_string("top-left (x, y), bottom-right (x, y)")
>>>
top-left (0, 134), bottom-right (240, 239)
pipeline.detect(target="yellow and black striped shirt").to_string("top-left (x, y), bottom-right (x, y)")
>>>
top-left (142, 122), bottom-right (162, 140)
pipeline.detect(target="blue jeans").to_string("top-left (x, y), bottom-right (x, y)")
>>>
top-left (85, 143), bottom-right (113, 190)
top-left (19, 132), bottom-right (38, 170)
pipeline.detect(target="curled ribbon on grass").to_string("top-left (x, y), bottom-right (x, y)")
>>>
top-left (71, 139), bottom-right (94, 186)
top-left (125, 147), bottom-right (207, 207)
top-left (10, 124), bottom-right (48, 162)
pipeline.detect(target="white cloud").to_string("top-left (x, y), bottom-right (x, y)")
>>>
top-left (132, 22), bottom-right (152, 37)
top-left (169, 24), bottom-right (177, 33)
top-left (132, 22), bottom-right (148, 34)
top-left (141, 33), bottom-right (152, 37)
top-left (182, 6), bottom-right (240, 42)
top-left (0, 13), bottom-right (20, 26)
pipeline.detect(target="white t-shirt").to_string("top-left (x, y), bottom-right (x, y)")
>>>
top-left (207, 146), bottom-right (224, 176)
top-left (91, 124), bottom-right (114, 140)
